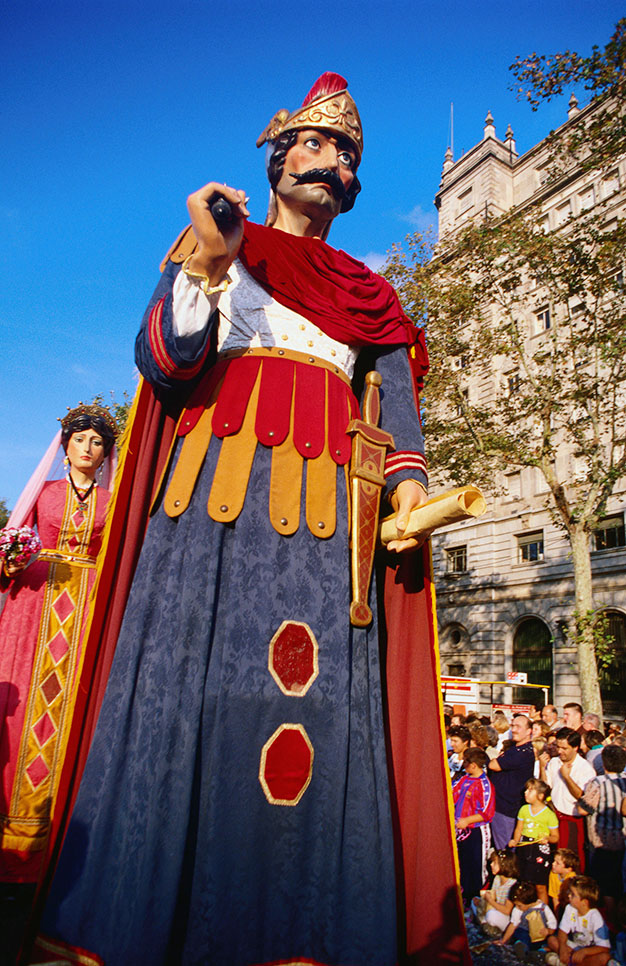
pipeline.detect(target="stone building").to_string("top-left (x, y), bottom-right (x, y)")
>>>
top-left (430, 96), bottom-right (626, 716)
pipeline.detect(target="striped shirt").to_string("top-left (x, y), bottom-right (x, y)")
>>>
top-left (580, 773), bottom-right (626, 850)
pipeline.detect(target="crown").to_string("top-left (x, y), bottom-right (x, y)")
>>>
top-left (59, 402), bottom-right (119, 436)
top-left (256, 72), bottom-right (363, 164)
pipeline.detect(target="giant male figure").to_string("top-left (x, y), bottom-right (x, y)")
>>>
top-left (32, 74), bottom-right (468, 966)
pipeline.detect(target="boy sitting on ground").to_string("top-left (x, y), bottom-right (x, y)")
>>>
top-left (545, 875), bottom-right (611, 966)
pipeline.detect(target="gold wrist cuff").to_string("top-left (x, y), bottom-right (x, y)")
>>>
top-left (182, 255), bottom-right (230, 296)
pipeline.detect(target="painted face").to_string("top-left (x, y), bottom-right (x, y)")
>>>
top-left (275, 129), bottom-right (356, 220)
top-left (556, 738), bottom-right (576, 762)
top-left (66, 429), bottom-right (105, 478)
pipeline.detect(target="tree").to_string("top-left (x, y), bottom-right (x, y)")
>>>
top-left (0, 499), bottom-right (9, 528)
top-left (91, 391), bottom-right (132, 438)
top-left (385, 22), bottom-right (626, 714)
top-left (510, 18), bottom-right (626, 177)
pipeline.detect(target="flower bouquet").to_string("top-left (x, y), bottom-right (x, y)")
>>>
top-left (0, 526), bottom-right (42, 573)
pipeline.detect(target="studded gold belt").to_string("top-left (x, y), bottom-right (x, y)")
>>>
top-left (162, 350), bottom-right (359, 539)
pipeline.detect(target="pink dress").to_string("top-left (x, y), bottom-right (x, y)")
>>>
top-left (0, 478), bottom-right (109, 881)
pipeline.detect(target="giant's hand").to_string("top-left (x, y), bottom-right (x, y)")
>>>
top-left (185, 182), bottom-right (250, 285)
top-left (386, 480), bottom-right (428, 553)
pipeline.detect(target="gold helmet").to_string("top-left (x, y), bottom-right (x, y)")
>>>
top-left (257, 72), bottom-right (363, 166)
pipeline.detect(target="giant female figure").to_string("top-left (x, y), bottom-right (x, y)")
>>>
top-left (0, 404), bottom-right (117, 883)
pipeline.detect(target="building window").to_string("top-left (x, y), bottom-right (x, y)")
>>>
top-left (506, 473), bottom-right (521, 499)
top-left (458, 187), bottom-right (473, 214)
top-left (447, 662), bottom-right (466, 677)
top-left (513, 617), bottom-right (553, 700)
top-left (593, 515), bottom-right (626, 551)
top-left (536, 164), bottom-right (550, 187)
top-left (601, 170), bottom-right (620, 199)
top-left (507, 372), bottom-right (520, 395)
top-left (555, 200), bottom-right (572, 226)
top-left (533, 468), bottom-right (550, 495)
top-left (598, 610), bottom-right (626, 715)
top-left (517, 531), bottom-right (544, 563)
top-left (446, 546), bottom-right (467, 573)
top-left (534, 306), bottom-right (551, 333)
top-left (455, 388), bottom-right (468, 417)
top-left (579, 185), bottom-right (595, 210)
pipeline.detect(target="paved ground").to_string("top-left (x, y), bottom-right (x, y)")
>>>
top-left (467, 911), bottom-right (550, 965)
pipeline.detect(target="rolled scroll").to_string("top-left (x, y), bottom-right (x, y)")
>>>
top-left (378, 485), bottom-right (486, 546)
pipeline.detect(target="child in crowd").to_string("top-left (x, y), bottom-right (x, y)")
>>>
top-left (495, 880), bottom-right (556, 955)
top-left (453, 748), bottom-right (495, 901)
top-left (509, 778), bottom-right (559, 904)
top-left (472, 849), bottom-right (518, 937)
top-left (545, 876), bottom-right (611, 966)
top-left (548, 849), bottom-right (580, 920)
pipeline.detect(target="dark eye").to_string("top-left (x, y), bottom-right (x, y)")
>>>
top-left (338, 150), bottom-right (354, 169)
top-left (304, 137), bottom-right (320, 150)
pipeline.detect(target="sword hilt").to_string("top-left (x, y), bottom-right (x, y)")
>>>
top-left (348, 371), bottom-right (394, 628)
top-left (362, 371), bottom-right (382, 427)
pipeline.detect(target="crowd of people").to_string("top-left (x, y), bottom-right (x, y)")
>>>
top-left (448, 702), bottom-right (626, 964)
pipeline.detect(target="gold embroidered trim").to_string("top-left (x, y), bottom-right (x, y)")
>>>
top-left (219, 345), bottom-right (352, 389)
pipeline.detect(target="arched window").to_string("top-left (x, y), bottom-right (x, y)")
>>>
top-left (598, 610), bottom-right (626, 717)
top-left (512, 617), bottom-right (553, 705)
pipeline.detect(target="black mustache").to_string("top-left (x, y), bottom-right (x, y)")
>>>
top-left (288, 168), bottom-right (346, 199)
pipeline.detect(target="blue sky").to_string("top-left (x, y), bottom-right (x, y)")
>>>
top-left (1, 0), bottom-right (622, 506)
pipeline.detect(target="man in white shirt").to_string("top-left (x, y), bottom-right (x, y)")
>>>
top-left (540, 727), bottom-right (595, 870)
